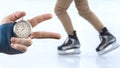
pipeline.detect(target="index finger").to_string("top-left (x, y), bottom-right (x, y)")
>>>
top-left (29, 13), bottom-right (52, 27)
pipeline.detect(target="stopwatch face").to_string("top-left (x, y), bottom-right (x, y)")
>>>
top-left (13, 20), bottom-right (32, 38)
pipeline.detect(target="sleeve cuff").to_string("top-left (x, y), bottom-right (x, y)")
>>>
top-left (0, 23), bottom-right (23, 54)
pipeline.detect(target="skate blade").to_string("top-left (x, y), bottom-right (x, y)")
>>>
top-left (98, 42), bottom-right (120, 56)
top-left (58, 48), bottom-right (80, 55)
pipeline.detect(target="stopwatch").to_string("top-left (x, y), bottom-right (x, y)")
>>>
top-left (13, 18), bottom-right (32, 38)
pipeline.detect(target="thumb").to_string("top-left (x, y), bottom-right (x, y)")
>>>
top-left (1, 11), bottom-right (26, 24)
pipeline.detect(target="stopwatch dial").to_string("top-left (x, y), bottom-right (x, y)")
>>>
top-left (14, 21), bottom-right (31, 38)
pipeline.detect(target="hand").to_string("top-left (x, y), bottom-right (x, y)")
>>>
top-left (1, 11), bottom-right (61, 53)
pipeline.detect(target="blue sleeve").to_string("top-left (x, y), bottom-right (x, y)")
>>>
top-left (0, 23), bottom-right (23, 54)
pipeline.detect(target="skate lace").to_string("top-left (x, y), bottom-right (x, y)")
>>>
top-left (64, 38), bottom-right (69, 44)
top-left (63, 37), bottom-right (73, 46)
top-left (99, 35), bottom-right (102, 41)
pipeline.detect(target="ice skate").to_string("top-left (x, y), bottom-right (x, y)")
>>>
top-left (96, 28), bottom-right (119, 55)
top-left (58, 31), bottom-right (80, 55)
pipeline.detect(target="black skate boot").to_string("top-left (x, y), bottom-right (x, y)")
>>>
top-left (58, 31), bottom-right (80, 55)
top-left (96, 27), bottom-right (119, 55)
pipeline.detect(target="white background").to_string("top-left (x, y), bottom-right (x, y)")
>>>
top-left (0, 0), bottom-right (120, 68)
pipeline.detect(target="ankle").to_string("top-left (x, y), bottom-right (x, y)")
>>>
top-left (99, 27), bottom-right (109, 35)
top-left (69, 31), bottom-right (77, 38)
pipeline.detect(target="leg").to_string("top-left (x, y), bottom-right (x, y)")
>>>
top-left (75, 0), bottom-right (104, 32)
top-left (54, 0), bottom-right (80, 55)
top-left (54, 0), bottom-right (74, 35)
top-left (75, 0), bottom-right (119, 55)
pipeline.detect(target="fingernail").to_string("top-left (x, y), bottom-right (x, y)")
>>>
top-left (16, 11), bottom-right (25, 16)
top-left (15, 11), bottom-right (21, 15)
top-left (11, 37), bottom-right (16, 42)
top-left (11, 43), bottom-right (15, 48)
